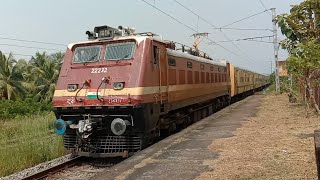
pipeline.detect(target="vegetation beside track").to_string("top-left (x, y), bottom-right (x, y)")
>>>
top-left (0, 51), bottom-right (66, 177)
top-left (0, 112), bottom-right (65, 177)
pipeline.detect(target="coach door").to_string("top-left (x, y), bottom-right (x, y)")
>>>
top-left (152, 42), bottom-right (168, 104)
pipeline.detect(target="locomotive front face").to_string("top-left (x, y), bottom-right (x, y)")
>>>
top-left (54, 39), bottom-right (140, 107)
top-left (52, 37), bottom-right (157, 158)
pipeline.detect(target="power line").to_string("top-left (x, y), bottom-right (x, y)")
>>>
top-left (258, 0), bottom-right (272, 16)
top-left (212, 27), bottom-right (272, 31)
top-left (211, 35), bottom-right (273, 43)
top-left (0, 43), bottom-right (63, 51)
top-left (172, 0), bottom-right (266, 67)
top-left (221, 9), bottom-right (270, 28)
top-left (142, 0), bottom-right (273, 70)
top-left (140, 0), bottom-right (244, 59)
top-left (0, 36), bottom-right (66, 46)
top-left (140, 0), bottom-right (202, 37)
top-left (2, 52), bottom-right (34, 57)
top-left (246, 39), bottom-right (273, 44)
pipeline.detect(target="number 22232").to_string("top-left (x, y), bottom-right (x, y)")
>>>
top-left (91, 68), bottom-right (108, 74)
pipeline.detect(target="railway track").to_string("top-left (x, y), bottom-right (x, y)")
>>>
top-left (22, 156), bottom-right (83, 180)
top-left (21, 156), bottom-right (122, 180)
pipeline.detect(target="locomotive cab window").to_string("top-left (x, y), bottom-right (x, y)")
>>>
top-left (73, 45), bottom-right (102, 63)
top-left (105, 42), bottom-right (136, 61)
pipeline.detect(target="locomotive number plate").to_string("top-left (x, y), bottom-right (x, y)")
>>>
top-left (91, 68), bottom-right (108, 73)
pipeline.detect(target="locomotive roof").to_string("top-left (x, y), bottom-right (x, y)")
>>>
top-left (167, 49), bottom-right (226, 67)
top-left (67, 35), bottom-right (164, 50)
top-left (67, 35), bottom-right (225, 67)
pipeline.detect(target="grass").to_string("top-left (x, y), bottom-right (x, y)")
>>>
top-left (0, 112), bottom-right (66, 177)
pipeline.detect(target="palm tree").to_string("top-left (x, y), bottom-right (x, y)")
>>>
top-left (29, 52), bottom-right (60, 102)
top-left (0, 52), bottom-right (29, 100)
top-left (51, 52), bottom-right (64, 70)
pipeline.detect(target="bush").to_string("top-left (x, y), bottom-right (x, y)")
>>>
top-left (0, 100), bottom-right (53, 120)
top-left (0, 112), bottom-right (65, 176)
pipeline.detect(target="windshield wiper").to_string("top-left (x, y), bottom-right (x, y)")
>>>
top-left (115, 54), bottom-right (129, 63)
top-left (84, 54), bottom-right (98, 64)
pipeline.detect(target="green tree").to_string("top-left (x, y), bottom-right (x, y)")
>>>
top-left (277, 0), bottom-right (320, 113)
top-left (29, 52), bottom-right (60, 102)
top-left (0, 52), bottom-right (29, 100)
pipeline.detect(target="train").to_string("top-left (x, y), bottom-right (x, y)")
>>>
top-left (52, 25), bottom-right (269, 158)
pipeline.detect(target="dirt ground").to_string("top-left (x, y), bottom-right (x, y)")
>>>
top-left (197, 94), bottom-right (320, 179)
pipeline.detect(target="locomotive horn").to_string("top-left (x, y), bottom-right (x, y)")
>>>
top-left (54, 119), bottom-right (67, 135)
top-left (54, 119), bottom-right (74, 135)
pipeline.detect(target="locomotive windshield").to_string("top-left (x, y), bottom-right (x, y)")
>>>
top-left (73, 45), bottom-right (102, 63)
top-left (105, 42), bottom-right (135, 60)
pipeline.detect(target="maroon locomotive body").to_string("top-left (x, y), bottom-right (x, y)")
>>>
top-left (52, 25), bottom-right (249, 157)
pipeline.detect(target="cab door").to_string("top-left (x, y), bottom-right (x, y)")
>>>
top-left (152, 41), bottom-right (168, 104)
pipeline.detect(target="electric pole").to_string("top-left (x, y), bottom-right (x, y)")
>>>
top-left (272, 8), bottom-right (280, 93)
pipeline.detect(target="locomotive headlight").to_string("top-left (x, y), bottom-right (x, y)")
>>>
top-left (113, 82), bottom-right (124, 90)
top-left (111, 118), bottom-right (130, 136)
top-left (67, 84), bottom-right (78, 92)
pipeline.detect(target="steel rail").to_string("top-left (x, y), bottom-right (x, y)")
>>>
top-left (22, 156), bottom-right (84, 180)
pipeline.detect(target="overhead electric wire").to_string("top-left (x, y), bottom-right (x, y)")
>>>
top-left (142, 0), bottom-right (273, 68)
top-left (0, 36), bottom-right (66, 46)
top-left (140, 0), bottom-right (244, 59)
top-left (246, 39), bottom-right (273, 43)
top-left (0, 43), bottom-right (63, 51)
top-left (212, 27), bottom-right (272, 31)
top-left (258, 0), bottom-right (272, 16)
top-left (212, 35), bottom-right (273, 43)
top-left (221, 9), bottom-right (270, 28)
top-left (172, 0), bottom-right (267, 67)
top-left (2, 52), bottom-right (34, 57)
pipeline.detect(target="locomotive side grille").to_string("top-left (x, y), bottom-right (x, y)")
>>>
top-left (63, 134), bottom-right (141, 155)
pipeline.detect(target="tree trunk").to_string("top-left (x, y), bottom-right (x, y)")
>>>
top-left (306, 76), bottom-right (320, 114)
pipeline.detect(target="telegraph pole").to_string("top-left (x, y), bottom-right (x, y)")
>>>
top-left (271, 8), bottom-right (280, 93)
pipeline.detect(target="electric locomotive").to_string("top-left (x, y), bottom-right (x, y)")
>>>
top-left (53, 25), bottom-right (238, 157)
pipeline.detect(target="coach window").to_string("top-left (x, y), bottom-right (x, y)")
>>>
top-left (153, 46), bottom-right (159, 65)
top-left (200, 64), bottom-right (205, 70)
top-left (168, 58), bottom-right (176, 66)
top-left (187, 62), bottom-right (192, 68)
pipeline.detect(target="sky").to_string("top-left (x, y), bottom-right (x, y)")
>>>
top-left (0, 0), bottom-right (303, 74)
